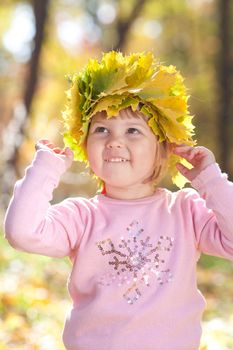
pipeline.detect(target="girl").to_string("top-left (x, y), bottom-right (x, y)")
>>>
top-left (4, 51), bottom-right (233, 350)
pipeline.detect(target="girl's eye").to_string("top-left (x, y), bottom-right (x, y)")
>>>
top-left (127, 128), bottom-right (141, 134)
top-left (94, 126), bottom-right (108, 133)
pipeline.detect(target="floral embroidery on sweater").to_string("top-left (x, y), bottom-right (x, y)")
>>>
top-left (96, 220), bottom-right (174, 304)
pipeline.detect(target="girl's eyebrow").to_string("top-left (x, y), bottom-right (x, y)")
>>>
top-left (125, 121), bottom-right (146, 126)
top-left (91, 119), bottom-right (147, 128)
top-left (90, 120), bottom-right (108, 125)
top-left (89, 120), bottom-right (109, 129)
top-left (123, 121), bottom-right (149, 130)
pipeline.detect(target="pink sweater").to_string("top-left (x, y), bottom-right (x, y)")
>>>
top-left (4, 150), bottom-right (233, 350)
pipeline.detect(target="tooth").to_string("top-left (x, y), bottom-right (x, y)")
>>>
top-left (105, 158), bottom-right (128, 162)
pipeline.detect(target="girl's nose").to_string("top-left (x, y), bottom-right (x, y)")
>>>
top-left (106, 138), bottom-right (123, 149)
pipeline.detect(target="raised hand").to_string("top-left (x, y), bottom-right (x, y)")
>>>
top-left (35, 139), bottom-right (74, 169)
top-left (173, 144), bottom-right (216, 181)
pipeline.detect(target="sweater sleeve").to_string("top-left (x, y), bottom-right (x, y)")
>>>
top-left (190, 162), bottom-right (233, 260)
top-left (4, 149), bottom-right (84, 258)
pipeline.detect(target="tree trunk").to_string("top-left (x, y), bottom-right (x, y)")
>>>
top-left (114, 0), bottom-right (147, 51)
top-left (217, 0), bottom-right (232, 173)
top-left (24, 0), bottom-right (50, 112)
top-left (2, 0), bottom-right (50, 203)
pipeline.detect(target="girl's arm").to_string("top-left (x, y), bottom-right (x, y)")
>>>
top-left (4, 140), bottom-right (82, 258)
top-left (174, 145), bottom-right (233, 259)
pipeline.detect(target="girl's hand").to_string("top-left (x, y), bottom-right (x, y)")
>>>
top-left (173, 144), bottom-right (216, 181)
top-left (35, 139), bottom-right (74, 169)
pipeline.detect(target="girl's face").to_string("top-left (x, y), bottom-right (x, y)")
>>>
top-left (86, 110), bottom-right (159, 199)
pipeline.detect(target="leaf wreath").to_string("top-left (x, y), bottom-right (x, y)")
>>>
top-left (62, 51), bottom-right (196, 188)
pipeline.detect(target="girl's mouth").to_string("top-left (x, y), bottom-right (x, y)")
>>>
top-left (104, 158), bottom-right (129, 163)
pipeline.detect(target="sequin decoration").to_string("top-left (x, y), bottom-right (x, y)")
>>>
top-left (96, 220), bottom-right (174, 305)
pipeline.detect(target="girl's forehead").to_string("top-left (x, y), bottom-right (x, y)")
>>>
top-left (91, 109), bottom-right (148, 125)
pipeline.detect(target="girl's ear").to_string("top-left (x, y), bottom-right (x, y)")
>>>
top-left (159, 141), bottom-right (171, 159)
top-left (83, 138), bottom-right (87, 150)
top-left (83, 121), bottom-right (92, 151)
top-left (166, 142), bottom-right (175, 155)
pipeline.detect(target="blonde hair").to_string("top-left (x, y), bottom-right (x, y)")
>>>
top-left (87, 106), bottom-right (170, 188)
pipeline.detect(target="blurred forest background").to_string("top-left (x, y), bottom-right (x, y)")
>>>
top-left (0, 0), bottom-right (233, 349)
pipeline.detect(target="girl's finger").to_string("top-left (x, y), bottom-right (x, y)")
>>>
top-left (173, 145), bottom-right (193, 153)
top-left (39, 139), bottom-right (50, 144)
top-left (35, 141), bottom-right (58, 153)
top-left (36, 140), bottom-right (54, 149)
top-left (173, 146), bottom-right (193, 158)
top-left (35, 142), bottom-right (49, 151)
top-left (53, 147), bottom-right (63, 154)
top-left (174, 146), bottom-right (205, 164)
top-left (38, 139), bottom-right (53, 147)
top-left (61, 149), bottom-right (73, 157)
top-left (176, 162), bottom-right (195, 181)
top-left (176, 162), bottom-right (189, 175)
top-left (62, 147), bottom-right (74, 157)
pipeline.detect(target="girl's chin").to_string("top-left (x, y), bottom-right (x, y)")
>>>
top-left (103, 181), bottom-right (131, 189)
top-left (103, 179), bottom-right (146, 190)
top-left (98, 173), bottom-right (133, 185)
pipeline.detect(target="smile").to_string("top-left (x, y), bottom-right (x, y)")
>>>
top-left (104, 158), bottom-right (129, 163)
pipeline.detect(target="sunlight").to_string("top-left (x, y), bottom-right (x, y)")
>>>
top-left (2, 4), bottom-right (35, 62)
top-left (97, 2), bottom-right (117, 24)
top-left (56, 13), bottom-right (101, 51)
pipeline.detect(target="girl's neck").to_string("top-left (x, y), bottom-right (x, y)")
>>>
top-left (104, 183), bottom-right (156, 200)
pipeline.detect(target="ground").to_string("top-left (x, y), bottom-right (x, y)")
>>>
top-left (1, 234), bottom-right (233, 350)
